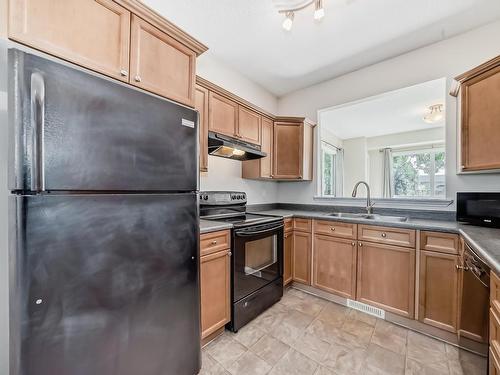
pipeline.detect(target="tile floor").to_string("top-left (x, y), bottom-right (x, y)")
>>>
top-left (201, 287), bottom-right (487, 375)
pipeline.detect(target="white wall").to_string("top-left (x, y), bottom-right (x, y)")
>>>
top-left (277, 20), bottom-right (500, 207)
top-left (197, 53), bottom-right (280, 204)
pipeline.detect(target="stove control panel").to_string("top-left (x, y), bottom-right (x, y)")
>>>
top-left (200, 191), bottom-right (247, 206)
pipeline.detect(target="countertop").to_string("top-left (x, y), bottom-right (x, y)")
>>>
top-left (255, 209), bottom-right (500, 275)
top-left (199, 219), bottom-right (232, 234)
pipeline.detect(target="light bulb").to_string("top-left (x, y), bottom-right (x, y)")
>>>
top-left (314, 0), bottom-right (324, 20)
top-left (282, 12), bottom-right (294, 31)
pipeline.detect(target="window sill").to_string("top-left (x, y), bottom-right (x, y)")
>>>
top-left (313, 196), bottom-right (454, 210)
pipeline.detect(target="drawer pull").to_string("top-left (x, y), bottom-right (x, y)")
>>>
top-left (381, 233), bottom-right (387, 238)
top-left (228, 252), bottom-right (232, 256)
top-left (134, 75), bottom-right (142, 82)
top-left (359, 242), bottom-right (363, 247)
top-left (351, 242), bottom-right (356, 246)
top-left (120, 69), bottom-right (128, 77)
top-left (330, 227), bottom-right (336, 231)
top-left (211, 240), bottom-right (217, 245)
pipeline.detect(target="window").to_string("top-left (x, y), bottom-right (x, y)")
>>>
top-left (321, 142), bottom-right (337, 196)
top-left (392, 148), bottom-right (445, 198)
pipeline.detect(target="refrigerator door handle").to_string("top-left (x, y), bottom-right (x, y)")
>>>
top-left (30, 72), bottom-right (45, 192)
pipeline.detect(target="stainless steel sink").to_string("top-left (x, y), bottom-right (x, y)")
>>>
top-left (328, 212), bottom-right (408, 222)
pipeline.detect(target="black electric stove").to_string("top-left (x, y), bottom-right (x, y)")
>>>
top-left (200, 191), bottom-right (284, 332)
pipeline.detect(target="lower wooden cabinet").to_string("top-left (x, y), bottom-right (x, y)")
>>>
top-left (284, 231), bottom-right (293, 286)
top-left (200, 248), bottom-right (230, 339)
top-left (292, 231), bottom-right (312, 285)
top-left (313, 234), bottom-right (357, 299)
top-left (357, 241), bottom-right (415, 318)
top-left (418, 250), bottom-right (459, 332)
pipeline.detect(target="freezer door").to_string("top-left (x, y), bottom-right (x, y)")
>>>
top-left (9, 49), bottom-right (198, 192)
top-left (9, 194), bottom-right (200, 375)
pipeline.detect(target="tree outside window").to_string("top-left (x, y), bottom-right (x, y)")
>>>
top-left (392, 148), bottom-right (445, 198)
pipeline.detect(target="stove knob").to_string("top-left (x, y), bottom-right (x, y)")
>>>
top-left (203, 195), bottom-right (208, 200)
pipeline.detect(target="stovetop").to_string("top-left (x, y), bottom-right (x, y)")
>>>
top-left (199, 191), bottom-right (282, 228)
top-left (205, 213), bottom-right (282, 228)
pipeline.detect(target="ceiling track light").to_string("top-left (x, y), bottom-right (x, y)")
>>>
top-left (278, 0), bottom-right (325, 31)
top-left (423, 104), bottom-right (445, 124)
top-left (282, 11), bottom-right (295, 31)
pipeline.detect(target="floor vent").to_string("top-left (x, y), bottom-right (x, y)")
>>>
top-left (346, 299), bottom-right (385, 319)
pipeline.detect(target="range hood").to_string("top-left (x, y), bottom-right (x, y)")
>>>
top-left (208, 132), bottom-right (266, 161)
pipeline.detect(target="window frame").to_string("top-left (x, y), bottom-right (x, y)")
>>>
top-left (320, 142), bottom-right (337, 197)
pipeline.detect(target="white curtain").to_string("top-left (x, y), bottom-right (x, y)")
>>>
top-left (382, 148), bottom-right (393, 198)
top-left (335, 149), bottom-right (344, 197)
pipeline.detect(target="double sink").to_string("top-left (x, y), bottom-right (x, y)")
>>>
top-left (328, 212), bottom-right (408, 222)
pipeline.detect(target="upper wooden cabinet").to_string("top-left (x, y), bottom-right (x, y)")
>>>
top-left (273, 118), bottom-right (315, 180)
top-left (130, 15), bottom-right (196, 107)
top-left (208, 92), bottom-right (238, 137)
top-left (195, 85), bottom-right (209, 172)
top-left (242, 117), bottom-right (274, 179)
top-left (237, 106), bottom-right (261, 144)
top-left (8, 0), bottom-right (207, 106)
top-left (8, 0), bottom-right (131, 82)
top-left (453, 55), bottom-right (500, 171)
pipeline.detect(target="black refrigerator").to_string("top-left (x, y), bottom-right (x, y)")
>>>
top-left (8, 49), bottom-right (201, 375)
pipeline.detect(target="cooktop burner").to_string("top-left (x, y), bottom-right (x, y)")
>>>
top-left (199, 191), bottom-right (282, 228)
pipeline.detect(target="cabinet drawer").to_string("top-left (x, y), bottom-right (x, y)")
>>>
top-left (284, 218), bottom-right (293, 232)
top-left (492, 271), bottom-right (500, 314)
top-left (358, 225), bottom-right (415, 248)
top-left (293, 218), bottom-right (312, 233)
top-left (200, 230), bottom-right (230, 256)
top-left (491, 308), bottom-right (500, 345)
top-left (314, 220), bottom-right (356, 239)
top-left (420, 231), bottom-right (459, 255)
top-left (492, 346), bottom-right (500, 375)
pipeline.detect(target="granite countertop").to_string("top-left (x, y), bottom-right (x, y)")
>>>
top-left (254, 209), bottom-right (500, 275)
top-left (200, 219), bottom-right (233, 234)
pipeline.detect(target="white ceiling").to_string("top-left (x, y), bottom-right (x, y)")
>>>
top-left (143, 0), bottom-right (500, 97)
top-left (320, 78), bottom-right (446, 139)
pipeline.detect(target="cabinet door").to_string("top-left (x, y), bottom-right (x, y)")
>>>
top-left (357, 241), bottom-right (415, 318)
top-left (130, 15), bottom-right (196, 107)
top-left (284, 231), bottom-right (293, 286)
top-left (260, 117), bottom-right (274, 178)
top-left (195, 85), bottom-right (209, 172)
top-left (9, 0), bottom-right (131, 82)
top-left (237, 106), bottom-right (261, 144)
top-left (273, 122), bottom-right (302, 179)
top-left (461, 65), bottom-right (500, 171)
top-left (292, 231), bottom-right (312, 285)
top-left (419, 251), bottom-right (459, 332)
top-left (200, 249), bottom-right (231, 339)
top-left (208, 92), bottom-right (238, 137)
top-left (314, 235), bottom-right (357, 299)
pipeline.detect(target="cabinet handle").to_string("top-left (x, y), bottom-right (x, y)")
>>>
top-left (330, 227), bottom-right (335, 231)
top-left (381, 233), bottom-right (387, 238)
top-left (228, 252), bottom-right (232, 256)
top-left (456, 264), bottom-right (469, 270)
top-left (211, 240), bottom-right (217, 245)
top-left (134, 75), bottom-right (142, 82)
top-left (351, 242), bottom-right (355, 246)
top-left (120, 69), bottom-right (128, 77)
top-left (359, 242), bottom-right (363, 247)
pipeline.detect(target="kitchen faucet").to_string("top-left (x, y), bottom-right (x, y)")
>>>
top-left (352, 181), bottom-right (374, 214)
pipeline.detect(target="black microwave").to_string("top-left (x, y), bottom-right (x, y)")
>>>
top-left (457, 192), bottom-right (500, 227)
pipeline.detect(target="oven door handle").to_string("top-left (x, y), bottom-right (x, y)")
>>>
top-left (235, 224), bottom-right (284, 237)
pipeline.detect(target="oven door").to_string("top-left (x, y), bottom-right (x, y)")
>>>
top-left (232, 221), bottom-right (284, 302)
